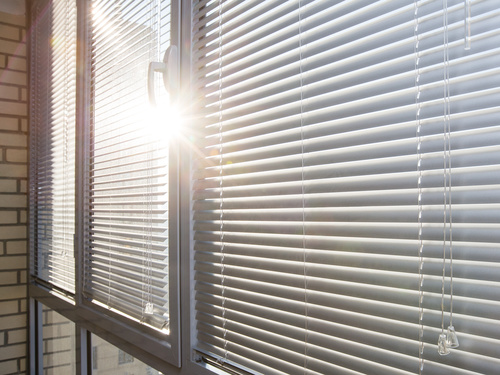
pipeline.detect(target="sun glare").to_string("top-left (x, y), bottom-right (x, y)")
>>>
top-left (141, 101), bottom-right (183, 144)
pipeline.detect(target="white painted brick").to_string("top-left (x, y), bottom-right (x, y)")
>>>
top-left (7, 56), bottom-right (25, 72)
top-left (0, 25), bottom-right (20, 41)
top-left (19, 271), bottom-right (27, 284)
top-left (0, 359), bottom-right (18, 374)
top-left (19, 357), bottom-right (26, 372)
top-left (0, 39), bottom-right (25, 56)
top-left (0, 164), bottom-right (27, 178)
top-left (19, 297), bottom-right (26, 312)
top-left (0, 117), bottom-right (18, 131)
top-left (6, 149), bottom-right (27, 163)
top-left (0, 211), bottom-right (17, 224)
top-left (0, 286), bottom-right (26, 301)
top-left (0, 179), bottom-right (17, 192)
top-left (19, 210), bottom-right (26, 223)
top-left (0, 226), bottom-right (26, 240)
top-left (0, 133), bottom-right (26, 147)
top-left (0, 100), bottom-right (26, 116)
top-left (0, 69), bottom-right (26, 85)
top-left (0, 271), bottom-right (17, 285)
top-left (6, 241), bottom-right (26, 255)
top-left (0, 12), bottom-right (25, 27)
top-left (0, 85), bottom-right (18, 100)
top-left (19, 180), bottom-right (26, 193)
top-left (7, 329), bottom-right (26, 344)
top-left (0, 342), bottom-right (26, 361)
top-left (0, 300), bottom-right (18, 315)
top-left (0, 255), bottom-right (26, 270)
top-left (0, 194), bottom-right (26, 208)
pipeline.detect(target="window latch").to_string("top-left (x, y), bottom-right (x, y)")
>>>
top-left (148, 45), bottom-right (178, 106)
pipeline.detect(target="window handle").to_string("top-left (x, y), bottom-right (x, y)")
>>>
top-left (148, 45), bottom-right (178, 106)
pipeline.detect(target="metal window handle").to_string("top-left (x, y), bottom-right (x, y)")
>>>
top-left (148, 45), bottom-right (178, 106)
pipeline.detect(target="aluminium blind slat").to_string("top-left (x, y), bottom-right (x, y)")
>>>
top-left (192, 0), bottom-right (500, 374)
top-left (193, 238), bottom-right (500, 263)
top-left (29, 0), bottom-right (77, 293)
top-left (89, 280), bottom-right (169, 315)
top-left (200, 125), bottom-right (500, 169)
top-left (88, 258), bottom-right (167, 284)
top-left (194, 254), bottom-right (500, 307)
top-left (203, 54), bottom-right (500, 120)
top-left (194, 280), bottom-right (500, 360)
top-left (90, 248), bottom-right (168, 266)
top-left (90, 270), bottom-right (168, 294)
top-left (195, 309), bottom-right (427, 374)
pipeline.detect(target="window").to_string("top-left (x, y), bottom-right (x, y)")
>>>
top-left (29, 0), bottom-right (77, 293)
top-left (92, 346), bottom-right (98, 370)
top-left (191, 1), bottom-right (500, 374)
top-left (92, 334), bottom-right (162, 374)
top-left (29, 0), bottom-right (181, 371)
top-left (29, 1), bottom-right (500, 374)
top-left (42, 305), bottom-right (77, 374)
top-left (118, 349), bottom-right (134, 365)
top-left (83, 0), bottom-right (175, 335)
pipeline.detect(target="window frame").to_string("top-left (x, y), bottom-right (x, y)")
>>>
top-left (76, 0), bottom-right (182, 365)
top-left (28, 0), bottom-right (189, 372)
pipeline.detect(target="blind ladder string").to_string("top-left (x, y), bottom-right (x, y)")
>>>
top-left (217, 0), bottom-right (228, 365)
top-left (414, 1), bottom-right (425, 372)
top-left (437, 0), bottom-right (449, 355)
top-left (143, 0), bottom-right (157, 318)
top-left (298, 1), bottom-right (309, 373)
top-left (445, 0), bottom-right (458, 350)
top-left (147, 0), bottom-right (157, 317)
top-left (438, 0), bottom-right (459, 354)
top-left (63, 0), bottom-right (71, 286)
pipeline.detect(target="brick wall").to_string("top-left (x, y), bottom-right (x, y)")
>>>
top-left (0, 9), bottom-right (28, 375)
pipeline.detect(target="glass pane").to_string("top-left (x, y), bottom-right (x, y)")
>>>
top-left (91, 334), bottom-right (162, 374)
top-left (42, 305), bottom-right (76, 374)
top-left (84, 0), bottom-right (172, 332)
top-left (30, 0), bottom-right (77, 293)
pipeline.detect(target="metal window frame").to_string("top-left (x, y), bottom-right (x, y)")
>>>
top-left (27, 0), bottom-right (213, 373)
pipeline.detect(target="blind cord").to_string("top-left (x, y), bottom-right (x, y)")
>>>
top-left (438, 0), bottom-right (459, 355)
top-left (445, 0), bottom-right (459, 350)
top-left (414, 1), bottom-right (425, 372)
top-left (438, 0), bottom-right (449, 355)
top-left (218, 0), bottom-right (228, 365)
top-left (298, 1), bottom-right (309, 373)
top-left (144, 0), bottom-right (156, 318)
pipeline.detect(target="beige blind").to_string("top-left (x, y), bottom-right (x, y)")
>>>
top-left (84, 0), bottom-right (172, 332)
top-left (191, 1), bottom-right (500, 374)
top-left (30, 0), bottom-right (77, 293)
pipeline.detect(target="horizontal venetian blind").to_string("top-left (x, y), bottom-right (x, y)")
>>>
top-left (84, 0), bottom-right (171, 332)
top-left (191, 1), bottom-right (500, 374)
top-left (30, 0), bottom-right (77, 293)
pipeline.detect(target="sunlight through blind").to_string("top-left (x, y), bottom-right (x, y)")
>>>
top-left (191, 1), bottom-right (500, 374)
top-left (30, 0), bottom-right (77, 293)
top-left (84, 0), bottom-right (171, 332)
